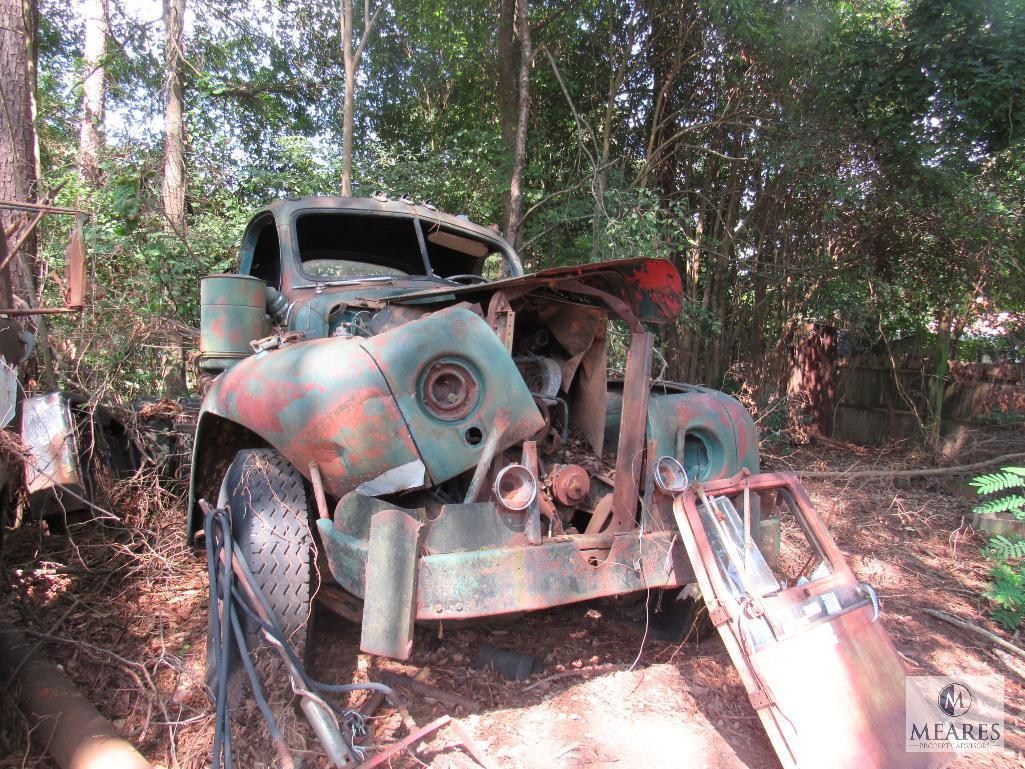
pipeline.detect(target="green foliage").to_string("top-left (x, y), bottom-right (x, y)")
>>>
top-left (970, 468), bottom-right (1025, 495)
top-left (973, 467), bottom-right (1025, 630)
top-left (973, 495), bottom-right (1025, 517)
top-left (25, 0), bottom-right (1025, 404)
top-left (983, 560), bottom-right (1025, 631)
top-left (986, 536), bottom-right (1025, 562)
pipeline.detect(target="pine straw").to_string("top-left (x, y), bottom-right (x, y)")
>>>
top-left (2, 444), bottom-right (1023, 769)
top-left (0, 455), bottom-right (348, 769)
top-left (0, 462), bottom-right (201, 768)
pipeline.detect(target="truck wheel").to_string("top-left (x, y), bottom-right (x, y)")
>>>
top-left (219, 448), bottom-right (315, 658)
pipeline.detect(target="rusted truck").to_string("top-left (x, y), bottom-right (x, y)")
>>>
top-left (187, 195), bottom-right (759, 659)
top-left (189, 197), bottom-right (951, 769)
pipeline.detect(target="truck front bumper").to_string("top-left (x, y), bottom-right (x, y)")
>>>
top-left (317, 519), bottom-right (693, 623)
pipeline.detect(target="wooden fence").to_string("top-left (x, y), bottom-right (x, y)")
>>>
top-left (830, 356), bottom-right (1025, 446)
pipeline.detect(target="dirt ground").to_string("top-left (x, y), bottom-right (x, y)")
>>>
top-left (1, 444), bottom-right (1024, 769)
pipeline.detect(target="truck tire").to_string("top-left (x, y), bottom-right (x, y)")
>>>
top-left (219, 448), bottom-right (315, 658)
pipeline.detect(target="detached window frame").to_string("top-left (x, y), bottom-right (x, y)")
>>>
top-left (683, 472), bottom-right (872, 648)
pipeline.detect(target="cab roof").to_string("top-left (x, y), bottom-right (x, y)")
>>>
top-left (254, 196), bottom-right (514, 254)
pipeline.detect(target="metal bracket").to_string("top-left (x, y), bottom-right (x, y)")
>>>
top-left (709, 604), bottom-right (731, 627)
top-left (747, 687), bottom-right (775, 710)
top-left (486, 291), bottom-right (515, 353)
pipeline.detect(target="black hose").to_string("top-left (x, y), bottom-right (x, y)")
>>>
top-left (204, 511), bottom-right (232, 769)
top-left (229, 606), bottom-right (292, 769)
top-left (203, 504), bottom-right (407, 769)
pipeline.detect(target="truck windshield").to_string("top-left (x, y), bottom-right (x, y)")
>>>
top-left (294, 211), bottom-right (498, 281)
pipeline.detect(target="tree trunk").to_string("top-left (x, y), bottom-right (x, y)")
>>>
top-left (0, 0), bottom-right (39, 293)
top-left (498, 0), bottom-right (518, 230)
top-left (0, 0), bottom-right (54, 387)
top-left (927, 311), bottom-right (952, 451)
top-left (161, 0), bottom-right (186, 231)
top-left (341, 62), bottom-right (355, 196)
top-left (497, 0), bottom-right (518, 156)
top-left (0, 0), bottom-right (38, 216)
top-left (502, 0), bottom-right (531, 248)
top-left (340, 0), bottom-right (354, 197)
top-left (77, 0), bottom-right (107, 185)
top-left (339, 0), bottom-right (380, 197)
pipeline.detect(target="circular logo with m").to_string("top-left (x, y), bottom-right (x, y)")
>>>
top-left (938, 682), bottom-right (973, 717)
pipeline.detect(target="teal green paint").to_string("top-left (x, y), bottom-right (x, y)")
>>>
top-left (362, 306), bottom-right (543, 483)
top-left (199, 274), bottom-right (269, 370)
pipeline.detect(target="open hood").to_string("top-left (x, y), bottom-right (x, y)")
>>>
top-left (383, 257), bottom-right (683, 324)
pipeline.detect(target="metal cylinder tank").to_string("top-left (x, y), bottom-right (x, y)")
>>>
top-left (199, 274), bottom-right (269, 372)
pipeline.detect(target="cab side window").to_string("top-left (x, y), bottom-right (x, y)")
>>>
top-left (242, 218), bottom-right (281, 288)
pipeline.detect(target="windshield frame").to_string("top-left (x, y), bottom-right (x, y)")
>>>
top-left (285, 207), bottom-right (517, 286)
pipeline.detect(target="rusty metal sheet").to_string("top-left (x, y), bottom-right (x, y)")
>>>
top-left (335, 491), bottom-right (527, 554)
top-left (360, 508), bottom-right (423, 659)
top-left (673, 473), bottom-right (951, 769)
top-left (414, 530), bottom-right (690, 619)
top-left (317, 521), bottom-right (693, 620)
top-left (570, 313), bottom-right (608, 454)
top-left (386, 257), bottom-right (683, 324)
top-left (0, 357), bottom-right (16, 427)
top-left (485, 291), bottom-right (515, 352)
top-left (645, 385), bottom-right (760, 482)
top-left (520, 440), bottom-right (542, 545)
top-left (608, 331), bottom-right (653, 531)
top-left (64, 214), bottom-right (87, 309)
top-left (362, 305), bottom-right (544, 485)
top-left (333, 491), bottom-right (424, 539)
top-left (317, 518), bottom-right (368, 596)
top-left (22, 392), bottom-right (88, 518)
top-left (201, 332), bottom-right (423, 499)
top-left (422, 502), bottom-right (526, 553)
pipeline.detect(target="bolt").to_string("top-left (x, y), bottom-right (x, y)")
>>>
top-left (434, 603), bottom-right (443, 613)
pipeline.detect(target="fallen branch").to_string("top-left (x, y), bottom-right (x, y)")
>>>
top-left (811, 433), bottom-right (871, 456)
top-left (923, 609), bottom-right (1025, 660)
top-left (800, 452), bottom-right (1025, 480)
top-left (378, 670), bottom-right (480, 713)
top-left (358, 716), bottom-right (451, 769)
top-left (522, 663), bottom-right (622, 692)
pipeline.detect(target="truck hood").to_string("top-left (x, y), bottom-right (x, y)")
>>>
top-left (284, 257), bottom-right (682, 327)
top-left (382, 257), bottom-right (682, 324)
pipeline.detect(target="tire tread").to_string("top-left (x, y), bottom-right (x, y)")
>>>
top-left (223, 448), bottom-right (313, 654)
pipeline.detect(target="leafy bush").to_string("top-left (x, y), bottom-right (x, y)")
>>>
top-left (972, 467), bottom-right (1025, 630)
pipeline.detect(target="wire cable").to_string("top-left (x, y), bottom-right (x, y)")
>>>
top-left (203, 504), bottom-right (407, 768)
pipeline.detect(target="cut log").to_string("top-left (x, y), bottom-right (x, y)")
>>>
top-left (0, 624), bottom-right (152, 769)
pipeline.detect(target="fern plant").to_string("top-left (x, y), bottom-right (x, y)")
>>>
top-left (973, 467), bottom-right (1025, 630)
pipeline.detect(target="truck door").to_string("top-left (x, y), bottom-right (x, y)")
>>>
top-left (673, 472), bottom-right (951, 769)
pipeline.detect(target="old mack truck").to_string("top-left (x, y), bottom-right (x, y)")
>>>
top-left (187, 195), bottom-right (758, 659)
top-left (188, 196), bottom-right (947, 769)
